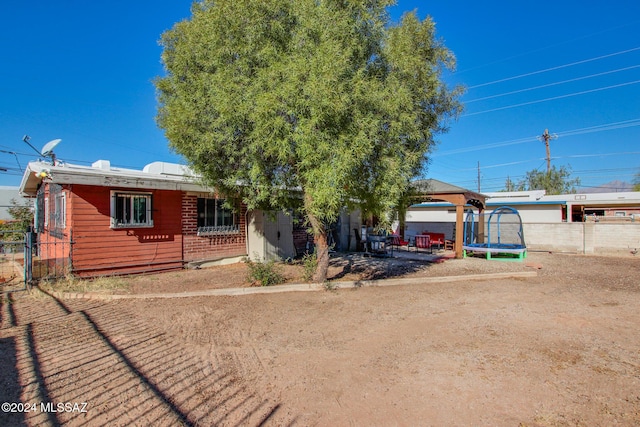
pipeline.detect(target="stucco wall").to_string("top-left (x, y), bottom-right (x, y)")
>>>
top-left (407, 204), bottom-right (563, 224)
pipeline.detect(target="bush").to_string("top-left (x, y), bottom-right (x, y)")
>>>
top-left (245, 258), bottom-right (285, 286)
top-left (302, 251), bottom-right (317, 282)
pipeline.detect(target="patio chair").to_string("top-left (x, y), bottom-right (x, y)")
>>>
top-left (390, 234), bottom-right (410, 250)
top-left (415, 234), bottom-right (432, 254)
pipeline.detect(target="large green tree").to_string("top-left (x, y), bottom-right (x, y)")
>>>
top-left (633, 170), bottom-right (640, 191)
top-left (514, 165), bottom-right (580, 195)
top-left (155, 0), bottom-right (461, 281)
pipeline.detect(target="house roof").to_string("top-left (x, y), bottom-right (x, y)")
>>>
top-left (19, 160), bottom-right (207, 196)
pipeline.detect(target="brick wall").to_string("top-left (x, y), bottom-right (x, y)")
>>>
top-left (182, 194), bottom-right (247, 262)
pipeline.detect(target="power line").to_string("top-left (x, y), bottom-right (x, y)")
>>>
top-left (432, 118), bottom-right (640, 157)
top-left (558, 118), bottom-right (640, 137)
top-left (444, 166), bottom-right (639, 193)
top-left (553, 151), bottom-right (640, 160)
top-left (455, 20), bottom-right (640, 75)
top-left (464, 65), bottom-right (640, 103)
top-left (467, 46), bottom-right (640, 89)
top-left (462, 79), bottom-right (640, 117)
top-left (432, 136), bottom-right (536, 156)
top-left (435, 152), bottom-right (640, 174)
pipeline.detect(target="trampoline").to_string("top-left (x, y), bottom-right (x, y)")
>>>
top-left (463, 206), bottom-right (527, 261)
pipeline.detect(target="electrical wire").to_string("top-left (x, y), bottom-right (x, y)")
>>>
top-left (467, 46), bottom-right (640, 89)
top-left (464, 65), bottom-right (640, 103)
top-left (462, 80), bottom-right (640, 117)
top-left (433, 118), bottom-right (640, 157)
top-left (455, 19), bottom-right (640, 75)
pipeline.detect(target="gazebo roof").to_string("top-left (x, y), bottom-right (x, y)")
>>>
top-left (411, 178), bottom-right (487, 209)
top-left (406, 178), bottom-right (488, 259)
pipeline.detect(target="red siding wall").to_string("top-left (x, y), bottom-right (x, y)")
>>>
top-left (36, 184), bottom-right (250, 277)
top-left (181, 194), bottom-right (247, 262)
top-left (70, 185), bottom-right (183, 276)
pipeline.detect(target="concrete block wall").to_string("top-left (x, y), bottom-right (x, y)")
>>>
top-left (523, 222), bottom-right (640, 255)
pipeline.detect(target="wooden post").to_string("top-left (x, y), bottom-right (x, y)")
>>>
top-left (455, 204), bottom-right (464, 259)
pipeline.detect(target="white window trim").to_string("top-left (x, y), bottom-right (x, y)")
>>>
top-left (110, 191), bottom-right (154, 229)
top-left (44, 196), bottom-right (49, 228)
top-left (53, 192), bottom-right (66, 229)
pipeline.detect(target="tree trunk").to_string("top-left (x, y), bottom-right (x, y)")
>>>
top-left (304, 196), bottom-right (330, 283)
top-left (312, 230), bottom-right (330, 283)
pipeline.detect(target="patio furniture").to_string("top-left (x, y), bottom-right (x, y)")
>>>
top-left (444, 239), bottom-right (455, 251)
top-left (415, 234), bottom-right (432, 254)
top-left (390, 234), bottom-right (410, 251)
top-left (421, 232), bottom-right (445, 250)
top-left (367, 234), bottom-right (393, 257)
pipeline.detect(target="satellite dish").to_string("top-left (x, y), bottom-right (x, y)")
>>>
top-left (41, 139), bottom-right (62, 157)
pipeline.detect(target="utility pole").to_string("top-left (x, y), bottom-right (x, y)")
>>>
top-left (538, 129), bottom-right (558, 173)
top-left (477, 161), bottom-right (481, 192)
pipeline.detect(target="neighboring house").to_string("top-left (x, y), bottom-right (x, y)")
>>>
top-left (19, 160), bottom-right (251, 277)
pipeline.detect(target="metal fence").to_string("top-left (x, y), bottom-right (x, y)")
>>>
top-left (0, 230), bottom-right (72, 293)
top-left (0, 230), bottom-right (28, 292)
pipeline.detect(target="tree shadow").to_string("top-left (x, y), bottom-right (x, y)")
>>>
top-left (1, 288), bottom-right (290, 426)
top-left (0, 336), bottom-right (27, 427)
top-left (328, 253), bottom-right (436, 281)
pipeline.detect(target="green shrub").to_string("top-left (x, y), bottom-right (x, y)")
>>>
top-left (302, 251), bottom-right (317, 282)
top-left (245, 258), bottom-right (285, 286)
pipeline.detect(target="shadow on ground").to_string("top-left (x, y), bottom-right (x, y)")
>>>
top-left (327, 252), bottom-right (447, 281)
top-left (0, 288), bottom-right (289, 426)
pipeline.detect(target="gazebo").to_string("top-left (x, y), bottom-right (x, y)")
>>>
top-left (408, 179), bottom-right (487, 259)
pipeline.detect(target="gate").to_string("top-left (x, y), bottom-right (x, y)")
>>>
top-left (0, 230), bottom-right (29, 292)
top-left (0, 230), bottom-right (72, 293)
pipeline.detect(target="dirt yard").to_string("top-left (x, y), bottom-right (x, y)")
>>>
top-left (1, 251), bottom-right (639, 426)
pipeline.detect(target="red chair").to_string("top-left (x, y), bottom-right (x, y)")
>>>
top-left (415, 235), bottom-right (432, 254)
top-left (390, 234), bottom-right (410, 250)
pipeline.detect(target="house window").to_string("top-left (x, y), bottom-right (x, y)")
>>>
top-left (111, 192), bottom-right (153, 228)
top-left (44, 196), bottom-right (49, 228)
top-left (38, 183), bottom-right (66, 237)
top-left (52, 192), bottom-right (66, 229)
top-left (197, 198), bottom-right (238, 235)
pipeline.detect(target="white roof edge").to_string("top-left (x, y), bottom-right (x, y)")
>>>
top-left (19, 160), bottom-right (209, 196)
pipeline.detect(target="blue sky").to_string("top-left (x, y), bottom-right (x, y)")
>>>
top-left (1, 1), bottom-right (639, 192)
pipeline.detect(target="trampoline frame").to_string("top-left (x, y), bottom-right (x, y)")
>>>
top-left (462, 206), bottom-right (527, 261)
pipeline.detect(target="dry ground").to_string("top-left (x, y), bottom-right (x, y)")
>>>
top-left (1, 251), bottom-right (639, 426)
